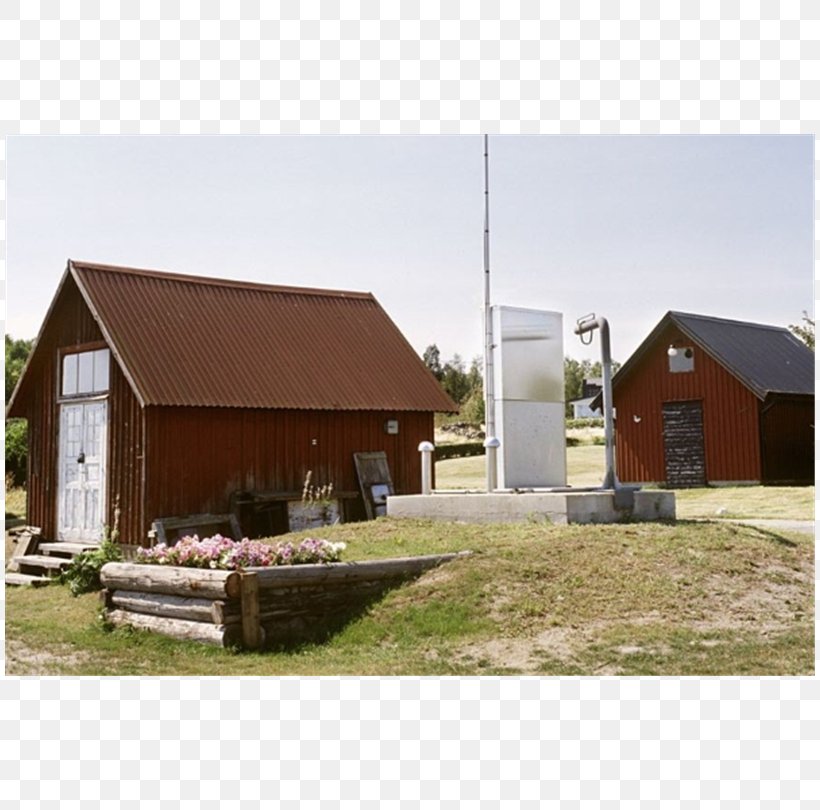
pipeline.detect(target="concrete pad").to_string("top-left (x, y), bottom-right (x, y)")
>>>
top-left (387, 489), bottom-right (675, 525)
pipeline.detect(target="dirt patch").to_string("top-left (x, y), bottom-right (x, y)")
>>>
top-left (454, 552), bottom-right (814, 674)
top-left (5, 638), bottom-right (92, 675)
top-left (689, 560), bottom-right (813, 636)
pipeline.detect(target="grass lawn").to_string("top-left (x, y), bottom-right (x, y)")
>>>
top-left (437, 447), bottom-right (815, 520)
top-left (674, 486), bottom-right (815, 521)
top-left (5, 517), bottom-right (814, 676)
top-left (436, 444), bottom-right (607, 490)
top-left (4, 486), bottom-right (26, 521)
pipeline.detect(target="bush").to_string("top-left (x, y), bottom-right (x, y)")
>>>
top-left (460, 389), bottom-right (485, 425)
top-left (434, 442), bottom-right (485, 461)
top-left (566, 417), bottom-right (604, 430)
top-left (5, 418), bottom-right (27, 487)
top-left (59, 537), bottom-right (123, 596)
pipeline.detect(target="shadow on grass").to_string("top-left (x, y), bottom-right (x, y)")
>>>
top-left (673, 518), bottom-right (800, 548)
top-left (259, 581), bottom-right (397, 653)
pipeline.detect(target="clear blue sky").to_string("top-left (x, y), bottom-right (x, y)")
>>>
top-left (6, 136), bottom-right (814, 367)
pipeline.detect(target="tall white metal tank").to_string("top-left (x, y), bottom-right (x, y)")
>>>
top-left (491, 306), bottom-right (566, 488)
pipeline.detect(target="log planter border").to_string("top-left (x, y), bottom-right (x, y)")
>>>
top-left (100, 552), bottom-right (471, 650)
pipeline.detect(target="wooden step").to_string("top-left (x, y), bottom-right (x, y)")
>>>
top-left (38, 542), bottom-right (99, 557)
top-left (5, 571), bottom-right (52, 587)
top-left (16, 554), bottom-right (73, 572)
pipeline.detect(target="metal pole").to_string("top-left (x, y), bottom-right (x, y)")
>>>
top-left (483, 134), bottom-right (498, 491)
top-left (483, 134), bottom-right (495, 437)
top-left (484, 437), bottom-right (500, 492)
top-left (418, 441), bottom-right (434, 495)
top-left (574, 315), bottom-right (617, 490)
top-left (597, 319), bottom-right (616, 490)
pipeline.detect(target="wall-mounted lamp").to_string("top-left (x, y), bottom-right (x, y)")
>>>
top-left (667, 344), bottom-right (678, 357)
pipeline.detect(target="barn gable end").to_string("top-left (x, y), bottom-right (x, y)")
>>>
top-left (9, 261), bottom-right (456, 545)
top-left (7, 266), bottom-right (146, 542)
top-left (605, 312), bottom-right (814, 486)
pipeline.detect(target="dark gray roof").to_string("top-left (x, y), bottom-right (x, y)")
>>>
top-left (668, 311), bottom-right (814, 398)
top-left (600, 311), bottom-right (814, 406)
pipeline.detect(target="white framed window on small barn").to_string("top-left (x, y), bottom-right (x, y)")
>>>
top-left (60, 347), bottom-right (111, 398)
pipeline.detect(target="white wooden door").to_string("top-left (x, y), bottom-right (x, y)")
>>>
top-left (58, 401), bottom-right (108, 542)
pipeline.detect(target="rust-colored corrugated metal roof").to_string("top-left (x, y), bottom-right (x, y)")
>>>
top-left (69, 260), bottom-right (458, 412)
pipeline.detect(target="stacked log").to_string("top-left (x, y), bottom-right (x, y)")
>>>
top-left (100, 563), bottom-right (243, 648)
top-left (100, 552), bottom-right (470, 650)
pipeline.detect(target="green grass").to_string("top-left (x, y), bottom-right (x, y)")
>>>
top-left (674, 486), bottom-right (815, 521)
top-left (5, 517), bottom-right (814, 676)
top-left (4, 486), bottom-right (26, 520)
top-left (437, 447), bottom-right (815, 520)
top-left (436, 444), bottom-right (606, 489)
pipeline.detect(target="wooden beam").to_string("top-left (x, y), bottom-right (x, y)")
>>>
top-left (249, 552), bottom-right (469, 589)
top-left (106, 609), bottom-right (241, 648)
top-left (240, 572), bottom-right (262, 650)
top-left (6, 527), bottom-right (42, 573)
top-left (150, 512), bottom-right (244, 546)
top-left (100, 562), bottom-right (241, 600)
top-left (110, 590), bottom-right (224, 624)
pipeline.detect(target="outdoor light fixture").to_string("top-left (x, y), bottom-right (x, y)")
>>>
top-left (667, 344), bottom-right (678, 357)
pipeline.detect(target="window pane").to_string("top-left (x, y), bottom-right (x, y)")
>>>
top-left (93, 349), bottom-right (110, 392)
top-left (62, 354), bottom-right (78, 396)
top-left (78, 352), bottom-right (94, 393)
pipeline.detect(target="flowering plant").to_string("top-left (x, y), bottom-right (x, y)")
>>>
top-left (136, 534), bottom-right (346, 570)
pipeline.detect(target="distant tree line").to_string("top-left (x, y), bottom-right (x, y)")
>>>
top-left (422, 343), bottom-right (620, 423)
top-left (422, 345), bottom-right (485, 424)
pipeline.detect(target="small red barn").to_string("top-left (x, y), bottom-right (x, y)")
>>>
top-left (7, 261), bottom-right (456, 545)
top-left (599, 311), bottom-right (814, 487)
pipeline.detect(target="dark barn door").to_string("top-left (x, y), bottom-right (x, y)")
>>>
top-left (662, 401), bottom-right (706, 487)
top-left (760, 396), bottom-right (814, 484)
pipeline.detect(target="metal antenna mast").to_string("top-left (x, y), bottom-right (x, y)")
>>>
top-left (483, 135), bottom-right (498, 489)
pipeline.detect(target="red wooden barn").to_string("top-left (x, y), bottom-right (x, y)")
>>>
top-left (596, 311), bottom-right (814, 487)
top-left (7, 261), bottom-right (456, 546)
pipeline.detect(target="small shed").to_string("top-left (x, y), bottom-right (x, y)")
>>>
top-left (7, 261), bottom-right (457, 545)
top-left (570, 378), bottom-right (602, 419)
top-left (595, 311), bottom-right (814, 486)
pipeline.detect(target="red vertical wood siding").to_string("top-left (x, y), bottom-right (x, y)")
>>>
top-left (142, 407), bottom-right (433, 540)
top-left (16, 271), bottom-right (441, 545)
top-left (106, 360), bottom-right (145, 544)
top-left (16, 276), bottom-right (146, 542)
top-left (615, 324), bottom-right (762, 484)
top-left (17, 278), bottom-right (106, 538)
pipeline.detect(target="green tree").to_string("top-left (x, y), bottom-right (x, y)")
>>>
top-left (441, 353), bottom-right (472, 405)
top-left (461, 356), bottom-right (485, 424)
top-left (422, 344), bottom-right (443, 381)
top-left (5, 335), bottom-right (32, 404)
top-left (789, 311), bottom-right (815, 351)
top-left (5, 419), bottom-right (28, 487)
top-left (466, 355), bottom-right (483, 393)
top-left (5, 335), bottom-right (32, 487)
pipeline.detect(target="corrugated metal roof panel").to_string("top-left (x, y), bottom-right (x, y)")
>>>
top-left (669, 311), bottom-right (815, 398)
top-left (71, 261), bottom-right (458, 412)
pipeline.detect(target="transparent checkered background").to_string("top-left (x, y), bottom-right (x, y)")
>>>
top-left (1, 2), bottom-right (818, 808)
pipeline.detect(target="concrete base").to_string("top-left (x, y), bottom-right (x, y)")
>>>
top-left (387, 489), bottom-right (675, 525)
